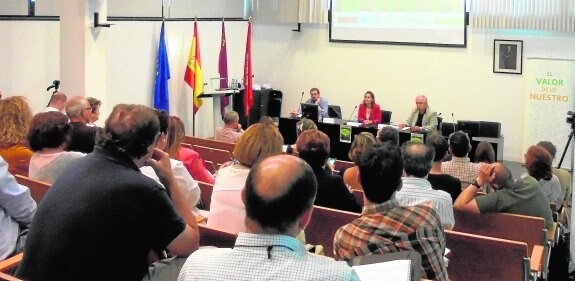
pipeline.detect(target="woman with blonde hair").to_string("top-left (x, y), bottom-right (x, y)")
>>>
top-left (165, 116), bottom-right (215, 184)
top-left (343, 132), bottom-right (377, 191)
top-left (0, 96), bottom-right (34, 175)
top-left (207, 123), bottom-right (284, 232)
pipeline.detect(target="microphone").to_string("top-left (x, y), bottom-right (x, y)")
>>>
top-left (348, 105), bottom-right (358, 122)
top-left (451, 113), bottom-right (456, 132)
top-left (298, 91), bottom-right (305, 116)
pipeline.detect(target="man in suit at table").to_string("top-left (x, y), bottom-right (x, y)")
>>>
top-left (399, 95), bottom-right (438, 132)
top-left (290, 87), bottom-right (329, 119)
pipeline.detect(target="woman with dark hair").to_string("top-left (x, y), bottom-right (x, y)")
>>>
top-left (296, 130), bottom-right (361, 213)
top-left (27, 112), bottom-right (85, 183)
top-left (475, 141), bottom-right (496, 164)
top-left (0, 96), bottom-right (34, 175)
top-left (165, 116), bottom-right (215, 185)
top-left (357, 91), bottom-right (382, 125)
top-left (523, 145), bottom-right (564, 208)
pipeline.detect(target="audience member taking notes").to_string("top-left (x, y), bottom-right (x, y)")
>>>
top-left (399, 95), bottom-right (437, 132)
top-left (357, 91), bottom-right (382, 125)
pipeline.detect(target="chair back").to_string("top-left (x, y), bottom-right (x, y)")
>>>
top-left (182, 136), bottom-right (235, 155)
top-left (306, 205), bottom-right (359, 257)
top-left (192, 145), bottom-right (233, 169)
top-left (198, 224), bottom-right (237, 248)
top-left (14, 175), bottom-right (51, 204)
top-left (380, 110), bottom-right (392, 124)
top-left (197, 181), bottom-right (214, 211)
top-left (0, 252), bottom-right (23, 281)
top-left (437, 116), bottom-right (443, 130)
top-left (445, 230), bottom-right (531, 281)
top-left (328, 105), bottom-right (342, 119)
top-left (334, 160), bottom-right (354, 171)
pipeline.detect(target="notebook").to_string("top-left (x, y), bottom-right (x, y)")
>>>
top-left (352, 259), bottom-right (411, 281)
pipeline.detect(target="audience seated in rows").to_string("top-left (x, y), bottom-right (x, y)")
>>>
top-left (522, 145), bottom-right (564, 208)
top-left (285, 117), bottom-right (317, 155)
top-left (442, 131), bottom-right (481, 189)
top-left (86, 97), bottom-right (102, 127)
top-left (343, 132), bottom-right (377, 191)
top-left (396, 141), bottom-right (455, 230)
top-left (17, 104), bottom-right (200, 281)
top-left (537, 141), bottom-right (571, 203)
top-left (166, 116), bottom-right (215, 185)
top-left (65, 96), bottom-right (97, 153)
top-left (0, 156), bottom-right (36, 260)
top-left (27, 112), bottom-right (85, 184)
top-left (141, 110), bottom-right (201, 209)
top-left (215, 111), bottom-right (244, 143)
top-left (0, 96), bottom-right (33, 176)
top-left (453, 163), bottom-right (554, 231)
top-left (44, 91), bottom-right (67, 113)
top-left (208, 123), bottom-right (284, 233)
top-left (334, 144), bottom-right (448, 281)
top-left (425, 132), bottom-right (462, 203)
top-left (475, 141), bottom-right (496, 164)
top-left (296, 130), bottom-right (361, 213)
top-left (376, 126), bottom-right (399, 146)
top-left (178, 154), bottom-right (359, 281)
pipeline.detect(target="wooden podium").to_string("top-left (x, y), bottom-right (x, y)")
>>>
top-left (197, 89), bottom-right (239, 136)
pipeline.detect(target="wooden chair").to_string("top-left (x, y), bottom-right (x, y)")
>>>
top-left (305, 205), bottom-right (359, 258)
top-left (334, 160), bottom-right (354, 172)
top-left (445, 230), bottom-right (533, 281)
top-left (0, 252), bottom-right (23, 281)
top-left (352, 189), bottom-right (364, 208)
top-left (198, 224), bottom-right (237, 248)
top-left (192, 145), bottom-right (233, 169)
top-left (197, 181), bottom-right (214, 211)
top-left (14, 175), bottom-right (51, 204)
top-left (453, 210), bottom-right (546, 275)
top-left (182, 135), bottom-right (235, 155)
top-left (203, 161), bottom-right (218, 175)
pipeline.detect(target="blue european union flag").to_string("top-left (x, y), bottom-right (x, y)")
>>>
top-left (154, 22), bottom-right (171, 112)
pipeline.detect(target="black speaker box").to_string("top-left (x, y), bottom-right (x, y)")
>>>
top-left (478, 121), bottom-right (501, 138)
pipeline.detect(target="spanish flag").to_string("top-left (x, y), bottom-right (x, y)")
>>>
top-left (184, 20), bottom-right (203, 114)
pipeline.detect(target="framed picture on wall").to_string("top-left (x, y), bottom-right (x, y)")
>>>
top-left (493, 39), bottom-right (523, 74)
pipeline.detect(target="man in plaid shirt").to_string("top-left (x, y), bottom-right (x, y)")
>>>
top-left (334, 143), bottom-right (448, 281)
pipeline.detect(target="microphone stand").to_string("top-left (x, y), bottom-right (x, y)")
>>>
top-left (297, 91), bottom-right (304, 118)
top-left (348, 105), bottom-right (358, 122)
top-left (558, 126), bottom-right (575, 169)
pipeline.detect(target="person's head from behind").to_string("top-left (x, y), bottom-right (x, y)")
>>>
top-left (475, 141), bottom-right (496, 164)
top-left (537, 141), bottom-right (557, 159)
top-left (401, 141), bottom-right (434, 178)
top-left (86, 97), bottom-right (102, 123)
top-left (243, 154), bottom-right (317, 235)
top-left (100, 104), bottom-right (160, 166)
top-left (377, 126), bottom-right (399, 146)
top-left (448, 131), bottom-right (471, 158)
top-left (525, 145), bottom-right (553, 181)
top-left (363, 91), bottom-right (375, 107)
top-left (233, 123), bottom-right (283, 167)
top-left (358, 143), bottom-right (404, 204)
top-left (0, 96), bottom-right (33, 148)
top-left (348, 132), bottom-right (376, 164)
top-left (425, 132), bottom-right (448, 162)
top-left (27, 112), bottom-right (71, 152)
top-left (223, 111), bottom-right (240, 128)
top-left (489, 162), bottom-right (514, 190)
top-left (154, 110), bottom-right (169, 151)
top-left (296, 129), bottom-right (330, 170)
top-left (49, 92), bottom-right (67, 111)
top-left (66, 96), bottom-right (92, 123)
top-left (415, 95), bottom-right (428, 113)
top-left (310, 88), bottom-right (320, 102)
top-left (258, 116), bottom-right (274, 125)
top-left (295, 118), bottom-right (317, 137)
top-left (166, 116), bottom-right (186, 159)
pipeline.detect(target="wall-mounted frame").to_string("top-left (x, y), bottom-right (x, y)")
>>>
top-left (493, 39), bottom-right (523, 74)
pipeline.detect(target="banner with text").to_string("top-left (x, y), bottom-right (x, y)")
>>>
top-left (524, 58), bottom-right (575, 169)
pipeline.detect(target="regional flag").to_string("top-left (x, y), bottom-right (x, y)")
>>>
top-left (184, 20), bottom-right (203, 114)
top-left (153, 22), bottom-right (170, 112)
top-left (219, 19), bottom-right (229, 117)
top-left (243, 19), bottom-right (253, 117)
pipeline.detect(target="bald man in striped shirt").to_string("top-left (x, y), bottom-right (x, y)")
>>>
top-left (395, 141), bottom-right (455, 229)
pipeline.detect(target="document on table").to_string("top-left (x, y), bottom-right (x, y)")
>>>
top-left (352, 259), bottom-right (411, 281)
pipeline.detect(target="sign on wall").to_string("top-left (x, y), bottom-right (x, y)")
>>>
top-left (524, 58), bottom-right (575, 169)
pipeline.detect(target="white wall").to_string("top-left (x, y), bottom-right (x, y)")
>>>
top-left (1, 19), bottom-right (574, 161)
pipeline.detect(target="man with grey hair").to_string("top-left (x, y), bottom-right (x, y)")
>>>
top-left (215, 111), bottom-right (244, 143)
top-left (400, 95), bottom-right (438, 132)
top-left (396, 141), bottom-right (454, 229)
top-left (65, 96), bottom-right (97, 153)
top-left (45, 91), bottom-right (67, 113)
top-left (178, 154), bottom-right (359, 281)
